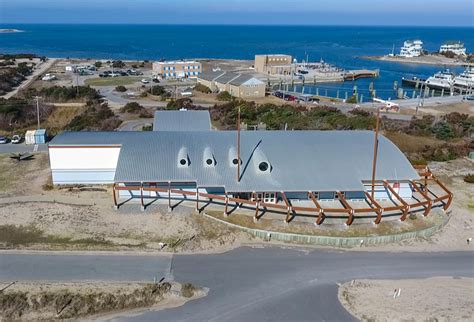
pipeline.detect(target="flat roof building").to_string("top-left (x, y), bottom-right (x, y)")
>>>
top-left (152, 61), bottom-right (202, 79)
top-left (255, 54), bottom-right (293, 75)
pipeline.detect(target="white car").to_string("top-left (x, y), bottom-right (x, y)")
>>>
top-left (141, 79), bottom-right (150, 84)
top-left (0, 136), bottom-right (7, 144)
top-left (11, 135), bottom-right (21, 144)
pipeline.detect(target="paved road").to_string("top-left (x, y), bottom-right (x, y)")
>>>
top-left (0, 252), bottom-right (172, 282)
top-left (1, 247), bottom-right (472, 322)
top-left (118, 119), bottom-right (154, 131)
top-left (0, 143), bottom-right (48, 154)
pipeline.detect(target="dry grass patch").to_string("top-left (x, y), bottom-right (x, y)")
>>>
top-left (385, 131), bottom-right (444, 153)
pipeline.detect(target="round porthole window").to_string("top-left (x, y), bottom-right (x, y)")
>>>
top-left (258, 162), bottom-right (269, 172)
top-left (206, 158), bottom-right (213, 165)
top-left (180, 159), bottom-right (187, 165)
top-left (232, 158), bottom-right (240, 165)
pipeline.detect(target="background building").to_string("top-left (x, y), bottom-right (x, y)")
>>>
top-left (197, 72), bottom-right (266, 98)
top-left (152, 61), bottom-right (201, 79)
top-left (254, 54), bottom-right (293, 75)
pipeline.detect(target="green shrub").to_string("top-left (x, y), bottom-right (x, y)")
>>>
top-left (217, 91), bottom-right (233, 101)
top-left (346, 95), bottom-right (358, 104)
top-left (464, 174), bottom-right (474, 184)
top-left (115, 85), bottom-right (127, 92)
top-left (194, 83), bottom-right (212, 94)
top-left (120, 102), bottom-right (144, 114)
top-left (148, 85), bottom-right (167, 96)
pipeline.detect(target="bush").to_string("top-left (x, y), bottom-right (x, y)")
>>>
top-left (464, 174), bottom-right (474, 184)
top-left (94, 61), bottom-right (102, 69)
top-left (194, 83), bottom-right (212, 94)
top-left (120, 102), bottom-right (144, 114)
top-left (66, 102), bottom-right (121, 131)
top-left (142, 125), bottom-right (153, 131)
top-left (148, 85), bottom-right (167, 96)
top-left (112, 60), bottom-right (125, 68)
top-left (346, 95), bottom-right (358, 104)
top-left (115, 85), bottom-right (127, 92)
top-left (217, 91), bottom-right (233, 101)
top-left (166, 98), bottom-right (193, 110)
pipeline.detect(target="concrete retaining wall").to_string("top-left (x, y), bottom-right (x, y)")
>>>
top-left (202, 212), bottom-right (449, 247)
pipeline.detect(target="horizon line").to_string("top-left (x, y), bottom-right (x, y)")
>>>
top-left (1, 22), bottom-right (473, 28)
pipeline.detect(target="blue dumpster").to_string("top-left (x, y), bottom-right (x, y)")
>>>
top-left (34, 129), bottom-right (47, 144)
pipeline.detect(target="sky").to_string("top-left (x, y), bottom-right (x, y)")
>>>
top-left (1, 0), bottom-right (473, 26)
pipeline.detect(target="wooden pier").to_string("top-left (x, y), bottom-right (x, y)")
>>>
top-left (344, 69), bottom-right (380, 81)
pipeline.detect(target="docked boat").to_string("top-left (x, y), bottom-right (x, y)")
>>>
top-left (425, 70), bottom-right (454, 90)
top-left (454, 68), bottom-right (474, 88)
top-left (401, 76), bottom-right (426, 88)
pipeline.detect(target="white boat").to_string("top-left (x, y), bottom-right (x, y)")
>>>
top-left (454, 68), bottom-right (474, 88)
top-left (425, 70), bottom-right (454, 90)
top-left (439, 41), bottom-right (466, 56)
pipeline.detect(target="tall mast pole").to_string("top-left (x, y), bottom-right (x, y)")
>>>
top-left (371, 107), bottom-right (380, 199)
top-left (237, 106), bottom-right (241, 182)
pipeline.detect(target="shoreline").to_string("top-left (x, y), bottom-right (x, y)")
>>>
top-left (361, 54), bottom-right (472, 66)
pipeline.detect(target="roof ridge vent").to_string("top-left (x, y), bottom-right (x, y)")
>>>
top-left (177, 147), bottom-right (190, 167)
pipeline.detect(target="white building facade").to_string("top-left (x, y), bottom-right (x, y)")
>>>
top-left (152, 61), bottom-right (202, 79)
top-left (400, 40), bottom-right (424, 57)
top-left (440, 41), bottom-right (467, 56)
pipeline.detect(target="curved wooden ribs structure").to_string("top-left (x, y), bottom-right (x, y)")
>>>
top-left (113, 166), bottom-right (452, 226)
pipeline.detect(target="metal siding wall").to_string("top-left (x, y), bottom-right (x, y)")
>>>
top-left (345, 191), bottom-right (365, 200)
top-left (52, 170), bottom-right (115, 184)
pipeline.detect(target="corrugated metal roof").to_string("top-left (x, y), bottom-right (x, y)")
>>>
top-left (153, 110), bottom-right (211, 131)
top-left (228, 74), bottom-right (261, 86)
top-left (50, 130), bottom-right (419, 192)
top-left (198, 71), bottom-right (225, 81)
top-left (214, 72), bottom-right (240, 84)
top-left (105, 130), bottom-right (418, 192)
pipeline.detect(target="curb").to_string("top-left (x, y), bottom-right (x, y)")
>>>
top-left (202, 211), bottom-right (450, 247)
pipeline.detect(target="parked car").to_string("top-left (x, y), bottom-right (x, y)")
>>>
top-left (0, 136), bottom-right (8, 144)
top-left (11, 135), bottom-right (21, 144)
top-left (141, 79), bottom-right (150, 84)
top-left (464, 95), bottom-right (474, 101)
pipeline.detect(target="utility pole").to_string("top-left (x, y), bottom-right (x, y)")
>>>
top-left (237, 106), bottom-right (241, 182)
top-left (34, 96), bottom-right (42, 129)
top-left (371, 107), bottom-right (380, 199)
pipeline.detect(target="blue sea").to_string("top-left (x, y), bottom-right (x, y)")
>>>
top-left (1, 24), bottom-right (473, 99)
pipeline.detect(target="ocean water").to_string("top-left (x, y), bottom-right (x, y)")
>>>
top-left (1, 24), bottom-right (473, 99)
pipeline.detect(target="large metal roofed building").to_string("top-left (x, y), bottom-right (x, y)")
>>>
top-left (48, 125), bottom-right (452, 225)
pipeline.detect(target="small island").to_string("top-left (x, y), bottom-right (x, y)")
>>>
top-left (0, 29), bottom-right (24, 33)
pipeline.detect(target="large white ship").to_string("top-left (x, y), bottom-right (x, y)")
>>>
top-left (425, 70), bottom-right (454, 90)
top-left (399, 40), bottom-right (423, 57)
top-left (454, 68), bottom-right (474, 88)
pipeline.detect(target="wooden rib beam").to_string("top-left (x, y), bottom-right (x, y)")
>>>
top-left (383, 181), bottom-right (410, 221)
top-left (308, 192), bottom-right (325, 225)
top-left (337, 192), bottom-right (354, 226)
top-left (253, 193), bottom-right (259, 220)
top-left (112, 183), bottom-right (118, 208)
top-left (364, 191), bottom-right (383, 224)
top-left (410, 181), bottom-right (432, 216)
top-left (281, 192), bottom-right (293, 223)
top-left (168, 181), bottom-right (171, 210)
top-left (432, 177), bottom-right (454, 210)
top-left (196, 186), bottom-right (199, 212)
top-left (224, 193), bottom-right (228, 215)
top-left (140, 182), bottom-right (144, 210)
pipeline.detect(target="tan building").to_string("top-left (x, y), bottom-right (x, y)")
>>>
top-left (197, 71), bottom-right (266, 98)
top-left (152, 61), bottom-right (202, 79)
top-left (254, 54), bottom-right (293, 75)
